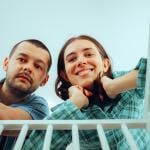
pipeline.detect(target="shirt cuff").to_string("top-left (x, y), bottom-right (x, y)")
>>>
top-left (49, 100), bottom-right (83, 120)
top-left (135, 58), bottom-right (147, 88)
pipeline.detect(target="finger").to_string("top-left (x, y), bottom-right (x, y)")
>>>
top-left (99, 71), bottom-right (104, 78)
top-left (83, 89), bottom-right (93, 97)
top-left (101, 76), bottom-right (106, 82)
top-left (68, 86), bottom-right (78, 97)
top-left (75, 85), bottom-right (84, 92)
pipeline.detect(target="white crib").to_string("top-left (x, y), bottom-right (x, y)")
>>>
top-left (0, 119), bottom-right (149, 150)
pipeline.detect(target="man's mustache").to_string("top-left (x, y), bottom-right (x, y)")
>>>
top-left (16, 72), bottom-right (33, 84)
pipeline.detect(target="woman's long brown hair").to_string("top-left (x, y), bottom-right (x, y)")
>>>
top-left (55, 35), bottom-right (113, 107)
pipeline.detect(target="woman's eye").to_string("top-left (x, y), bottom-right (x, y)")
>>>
top-left (68, 57), bottom-right (76, 62)
top-left (85, 53), bottom-right (94, 57)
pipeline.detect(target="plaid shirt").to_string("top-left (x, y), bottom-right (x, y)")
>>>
top-left (22, 58), bottom-right (150, 150)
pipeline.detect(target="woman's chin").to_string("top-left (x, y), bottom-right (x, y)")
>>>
top-left (80, 82), bottom-right (93, 90)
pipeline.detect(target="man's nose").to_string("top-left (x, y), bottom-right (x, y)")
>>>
top-left (23, 63), bottom-right (32, 73)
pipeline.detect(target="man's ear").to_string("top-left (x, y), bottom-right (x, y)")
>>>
top-left (60, 70), bottom-right (69, 81)
top-left (40, 75), bottom-right (49, 86)
top-left (103, 58), bottom-right (110, 73)
top-left (3, 57), bottom-right (9, 71)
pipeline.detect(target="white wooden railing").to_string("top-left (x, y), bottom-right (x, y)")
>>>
top-left (0, 119), bottom-right (150, 150)
top-left (144, 25), bottom-right (150, 119)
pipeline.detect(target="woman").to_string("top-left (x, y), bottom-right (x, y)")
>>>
top-left (23, 35), bottom-right (150, 150)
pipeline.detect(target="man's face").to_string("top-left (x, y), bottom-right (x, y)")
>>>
top-left (3, 41), bottom-right (50, 95)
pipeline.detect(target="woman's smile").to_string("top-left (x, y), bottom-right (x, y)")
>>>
top-left (75, 67), bottom-right (94, 76)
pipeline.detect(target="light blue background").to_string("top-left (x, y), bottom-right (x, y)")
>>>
top-left (0, 0), bottom-right (150, 107)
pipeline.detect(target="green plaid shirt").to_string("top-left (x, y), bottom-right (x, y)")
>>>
top-left (22, 58), bottom-right (150, 150)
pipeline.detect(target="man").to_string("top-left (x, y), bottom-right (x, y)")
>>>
top-left (0, 39), bottom-right (52, 149)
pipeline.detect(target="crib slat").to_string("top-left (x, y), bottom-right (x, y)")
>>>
top-left (121, 124), bottom-right (138, 150)
top-left (97, 124), bottom-right (110, 150)
top-left (13, 124), bottom-right (29, 150)
top-left (43, 125), bottom-right (53, 150)
top-left (72, 124), bottom-right (80, 150)
top-left (0, 125), bottom-right (4, 135)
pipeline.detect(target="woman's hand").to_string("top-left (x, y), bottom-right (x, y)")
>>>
top-left (68, 85), bottom-right (92, 109)
top-left (101, 70), bottom-right (138, 98)
top-left (101, 76), bottom-right (117, 98)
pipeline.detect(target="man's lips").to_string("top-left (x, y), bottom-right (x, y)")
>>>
top-left (16, 74), bottom-right (32, 84)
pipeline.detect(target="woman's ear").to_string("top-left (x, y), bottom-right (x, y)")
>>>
top-left (3, 57), bottom-right (9, 71)
top-left (103, 58), bottom-right (110, 73)
top-left (40, 75), bottom-right (49, 86)
top-left (60, 70), bottom-right (69, 81)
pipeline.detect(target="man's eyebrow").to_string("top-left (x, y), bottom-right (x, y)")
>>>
top-left (18, 53), bottom-right (46, 65)
top-left (17, 53), bottom-right (28, 57)
top-left (66, 48), bottom-right (92, 58)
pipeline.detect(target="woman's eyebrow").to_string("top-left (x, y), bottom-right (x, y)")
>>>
top-left (82, 47), bottom-right (93, 52)
top-left (81, 47), bottom-right (94, 54)
top-left (65, 47), bottom-right (93, 60)
top-left (67, 48), bottom-right (92, 56)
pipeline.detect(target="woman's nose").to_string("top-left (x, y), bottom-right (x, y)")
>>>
top-left (77, 56), bottom-right (87, 66)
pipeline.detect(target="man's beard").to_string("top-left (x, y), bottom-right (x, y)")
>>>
top-left (6, 78), bottom-right (35, 98)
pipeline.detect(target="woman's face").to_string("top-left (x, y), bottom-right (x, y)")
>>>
top-left (63, 39), bottom-right (109, 89)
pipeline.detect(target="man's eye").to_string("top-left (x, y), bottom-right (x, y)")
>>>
top-left (35, 64), bottom-right (42, 70)
top-left (18, 58), bottom-right (26, 63)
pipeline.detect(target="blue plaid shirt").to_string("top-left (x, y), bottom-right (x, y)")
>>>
top-left (22, 58), bottom-right (150, 150)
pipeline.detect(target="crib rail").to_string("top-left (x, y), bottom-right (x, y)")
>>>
top-left (144, 24), bottom-right (150, 118)
top-left (0, 119), bottom-right (149, 150)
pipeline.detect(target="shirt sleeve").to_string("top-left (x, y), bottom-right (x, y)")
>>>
top-left (113, 58), bottom-right (147, 99)
top-left (11, 94), bottom-right (49, 120)
top-left (133, 58), bottom-right (147, 99)
top-left (113, 58), bottom-right (147, 88)
top-left (49, 100), bottom-right (84, 119)
top-left (135, 58), bottom-right (147, 89)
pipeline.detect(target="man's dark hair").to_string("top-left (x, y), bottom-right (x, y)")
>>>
top-left (9, 39), bottom-right (52, 72)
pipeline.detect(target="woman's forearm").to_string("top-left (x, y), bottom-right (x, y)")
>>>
top-left (112, 70), bottom-right (138, 94)
top-left (101, 70), bottom-right (138, 97)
